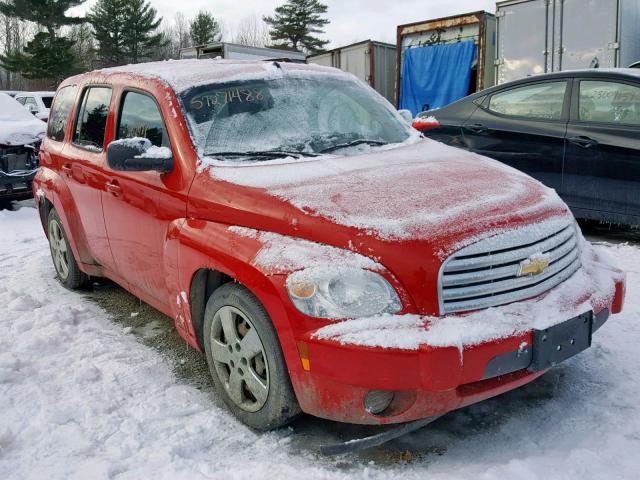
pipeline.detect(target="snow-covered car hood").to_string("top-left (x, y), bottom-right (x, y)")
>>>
top-left (0, 93), bottom-right (46, 146)
top-left (190, 137), bottom-right (572, 314)
top-left (196, 137), bottom-right (569, 249)
top-left (35, 108), bottom-right (50, 122)
top-left (0, 119), bottom-right (46, 146)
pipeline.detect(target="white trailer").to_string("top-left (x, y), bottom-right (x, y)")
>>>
top-left (179, 42), bottom-right (306, 62)
top-left (496, 0), bottom-right (640, 84)
top-left (308, 40), bottom-right (397, 104)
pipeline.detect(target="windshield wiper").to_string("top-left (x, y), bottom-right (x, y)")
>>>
top-left (205, 150), bottom-right (319, 159)
top-left (318, 139), bottom-right (387, 154)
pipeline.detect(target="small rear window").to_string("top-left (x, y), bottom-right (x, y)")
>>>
top-left (42, 96), bottom-right (53, 108)
top-left (47, 86), bottom-right (78, 142)
top-left (488, 82), bottom-right (567, 120)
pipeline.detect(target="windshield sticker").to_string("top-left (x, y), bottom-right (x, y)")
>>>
top-left (190, 88), bottom-right (266, 110)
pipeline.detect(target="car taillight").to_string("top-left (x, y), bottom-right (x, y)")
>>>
top-left (412, 116), bottom-right (441, 132)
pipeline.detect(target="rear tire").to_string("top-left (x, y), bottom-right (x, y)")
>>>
top-left (203, 283), bottom-right (301, 430)
top-left (47, 209), bottom-right (88, 289)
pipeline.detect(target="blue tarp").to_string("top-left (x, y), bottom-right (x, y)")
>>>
top-left (399, 41), bottom-right (477, 116)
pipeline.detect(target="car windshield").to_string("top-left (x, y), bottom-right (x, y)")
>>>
top-left (180, 75), bottom-right (410, 159)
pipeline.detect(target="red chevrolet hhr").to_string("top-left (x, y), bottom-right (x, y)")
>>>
top-left (34, 59), bottom-right (625, 433)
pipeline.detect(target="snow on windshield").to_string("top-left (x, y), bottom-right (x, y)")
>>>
top-left (180, 75), bottom-right (410, 158)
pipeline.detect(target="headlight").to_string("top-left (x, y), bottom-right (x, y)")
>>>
top-left (286, 267), bottom-right (402, 319)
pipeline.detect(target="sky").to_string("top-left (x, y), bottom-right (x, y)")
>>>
top-left (70, 0), bottom-right (496, 48)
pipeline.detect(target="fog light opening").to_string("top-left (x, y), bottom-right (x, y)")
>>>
top-left (364, 390), bottom-right (395, 415)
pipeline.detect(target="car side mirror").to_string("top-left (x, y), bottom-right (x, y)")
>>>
top-left (398, 109), bottom-right (413, 125)
top-left (106, 138), bottom-right (174, 173)
top-left (26, 104), bottom-right (38, 114)
top-left (412, 115), bottom-right (441, 132)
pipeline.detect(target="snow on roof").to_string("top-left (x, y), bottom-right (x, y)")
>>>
top-left (98, 59), bottom-right (348, 93)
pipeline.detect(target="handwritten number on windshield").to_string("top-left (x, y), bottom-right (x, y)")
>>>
top-left (190, 88), bottom-right (265, 110)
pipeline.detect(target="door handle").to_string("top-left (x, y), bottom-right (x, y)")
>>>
top-left (567, 136), bottom-right (599, 148)
top-left (465, 123), bottom-right (489, 134)
top-left (105, 180), bottom-right (122, 196)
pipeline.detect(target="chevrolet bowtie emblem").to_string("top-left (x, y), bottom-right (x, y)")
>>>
top-left (518, 257), bottom-right (550, 277)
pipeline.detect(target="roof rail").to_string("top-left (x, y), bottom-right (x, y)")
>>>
top-left (264, 57), bottom-right (307, 64)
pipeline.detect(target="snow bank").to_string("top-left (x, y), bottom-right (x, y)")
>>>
top-left (0, 93), bottom-right (46, 146)
top-left (313, 241), bottom-right (623, 350)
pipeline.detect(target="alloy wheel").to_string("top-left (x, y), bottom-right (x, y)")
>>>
top-left (209, 305), bottom-right (269, 412)
top-left (49, 219), bottom-right (70, 280)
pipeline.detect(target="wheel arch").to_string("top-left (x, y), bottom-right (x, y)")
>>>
top-left (34, 168), bottom-right (97, 267)
top-left (189, 267), bottom-right (233, 349)
top-left (174, 220), bottom-right (300, 375)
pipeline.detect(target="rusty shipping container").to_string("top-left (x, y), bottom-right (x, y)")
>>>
top-left (308, 40), bottom-right (397, 104)
top-left (396, 11), bottom-right (496, 108)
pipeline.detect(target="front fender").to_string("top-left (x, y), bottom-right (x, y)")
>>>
top-left (173, 220), bottom-right (302, 369)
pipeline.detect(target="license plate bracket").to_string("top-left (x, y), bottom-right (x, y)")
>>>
top-left (529, 311), bottom-right (593, 372)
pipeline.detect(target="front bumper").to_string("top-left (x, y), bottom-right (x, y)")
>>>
top-left (0, 146), bottom-right (38, 201)
top-left (288, 247), bottom-right (625, 425)
top-left (0, 173), bottom-right (36, 200)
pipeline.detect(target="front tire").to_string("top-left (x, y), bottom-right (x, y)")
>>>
top-left (47, 209), bottom-right (88, 289)
top-left (203, 283), bottom-right (301, 430)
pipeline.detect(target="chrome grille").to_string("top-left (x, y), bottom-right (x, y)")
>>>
top-left (439, 221), bottom-right (581, 314)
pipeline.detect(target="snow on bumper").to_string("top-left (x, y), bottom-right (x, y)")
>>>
top-left (296, 243), bottom-right (624, 424)
top-left (312, 243), bottom-right (624, 351)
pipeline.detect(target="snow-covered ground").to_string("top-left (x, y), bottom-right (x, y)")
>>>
top-left (1, 205), bottom-right (639, 479)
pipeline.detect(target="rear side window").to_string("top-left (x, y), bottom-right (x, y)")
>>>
top-left (24, 97), bottom-right (37, 108)
top-left (42, 96), bottom-right (53, 108)
top-left (579, 81), bottom-right (640, 126)
top-left (117, 91), bottom-right (169, 147)
top-left (73, 87), bottom-right (112, 151)
top-left (488, 82), bottom-right (567, 120)
top-left (47, 86), bottom-right (78, 142)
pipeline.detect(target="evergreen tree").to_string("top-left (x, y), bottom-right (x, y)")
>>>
top-left (263, 0), bottom-right (329, 53)
top-left (189, 10), bottom-right (221, 46)
top-left (88, 0), bottom-right (126, 67)
top-left (89, 0), bottom-right (163, 66)
top-left (0, 0), bottom-right (87, 82)
top-left (121, 0), bottom-right (164, 64)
